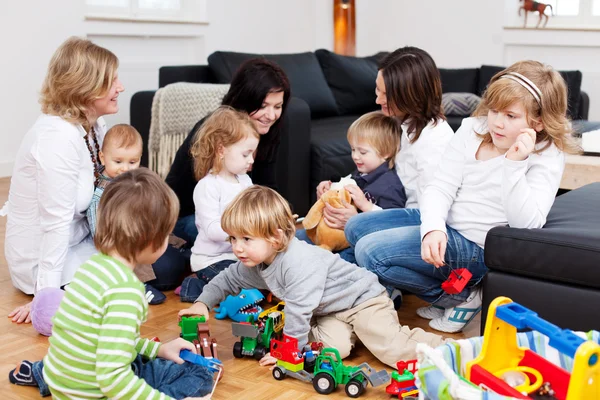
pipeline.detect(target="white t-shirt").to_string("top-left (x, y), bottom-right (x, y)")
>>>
top-left (191, 173), bottom-right (253, 271)
top-left (395, 119), bottom-right (454, 208)
top-left (420, 117), bottom-right (565, 248)
top-left (4, 114), bottom-right (105, 294)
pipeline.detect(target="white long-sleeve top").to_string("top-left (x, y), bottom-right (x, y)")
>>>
top-left (420, 117), bottom-right (565, 248)
top-left (3, 114), bottom-right (105, 294)
top-left (191, 173), bottom-right (253, 271)
top-left (395, 119), bottom-right (454, 208)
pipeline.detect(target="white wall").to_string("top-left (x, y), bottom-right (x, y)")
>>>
top-left (0, 0), bottom-right (331, 178)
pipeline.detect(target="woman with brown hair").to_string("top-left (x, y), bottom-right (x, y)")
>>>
top-left (3, 37), bottom-right (124, 323)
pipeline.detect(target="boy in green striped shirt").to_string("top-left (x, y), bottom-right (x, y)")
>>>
top-left (9, 169), bottom-right (213, 399)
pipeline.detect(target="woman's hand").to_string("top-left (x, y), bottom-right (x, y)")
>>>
top-left (316, 180), bottom-right (332, 199)
top-left (178, 302), bottom-right (210, 321)
top-left (258, 352), bottom-right (277, 368)
top-left (344, 184), bottom-right (372, 212)
top-left (157, 337), bottom-right (197, 364)
top-left (323, 200), bottom-right (358, 230)
top-left (421, 230), bottom-right (448, 268)
top-left (506, 128), bottom-right (537, 162)
top-left (8, 301), bottom-right (33, 324)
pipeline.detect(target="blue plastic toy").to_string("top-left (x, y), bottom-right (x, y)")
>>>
top-left (180, 350), bottom-right (222, 373)
top-left (214, 288), bottom-right (264, 322)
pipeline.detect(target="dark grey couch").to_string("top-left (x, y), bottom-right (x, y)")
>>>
top-left (130, 50), bottom-right (599, 216)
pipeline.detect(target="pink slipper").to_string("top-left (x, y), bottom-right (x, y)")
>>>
top-left (174, 286), bottom-right (182, 296)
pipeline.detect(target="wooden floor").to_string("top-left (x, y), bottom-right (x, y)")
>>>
top-left (0, 176), bottom-right (480, 399)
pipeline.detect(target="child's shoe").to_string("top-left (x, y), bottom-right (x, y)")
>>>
top-left (145, 284), bottom-right (166, 305)
top-left (416, 304), bottom-right (444, 320)
top-left (9, 361), bottom-right (38, 387)
top-left (429, 287), bottom-right (482, 333)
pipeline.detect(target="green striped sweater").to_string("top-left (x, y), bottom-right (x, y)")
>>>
top-left (43, 254), bottom-right (170, 399)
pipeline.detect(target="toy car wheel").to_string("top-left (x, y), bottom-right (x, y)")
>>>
top-left (345, 379), bottom-right (365, 398)
top-left (313, 372), bottom-right (335, 395)
top-left (272, 366), bottom-right (286, 380)
top-left (253, 344), bottom-right (267, 360)
top-left (233, 341), bottom-right (243, 358)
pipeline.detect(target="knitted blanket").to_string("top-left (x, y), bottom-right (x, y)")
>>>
top-left (149, 82), bottom-right (230, 178)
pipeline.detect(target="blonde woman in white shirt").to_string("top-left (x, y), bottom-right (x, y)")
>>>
top-left (319, 47), bottom-right (454, 234)
top-left (345, 61), bottom-right (578, 333)
top-left (3, 37), bottom-right (124, 323)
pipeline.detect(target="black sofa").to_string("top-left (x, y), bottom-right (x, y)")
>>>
top-left (482, 182), bottom-right (600, 332)
top-left (130, 50), bottom-right (598, 216)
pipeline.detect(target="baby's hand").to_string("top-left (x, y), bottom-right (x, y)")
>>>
top-left (158, 337), bottom-right (196, 364)
top-left (344, 184), bottom-right (372, 212)
top-left (178, 302), bottom-right (210, 321)
top-left (258, 352), bottom-right (277, 368)
top-left (317, 180), bottom-right (332, 199)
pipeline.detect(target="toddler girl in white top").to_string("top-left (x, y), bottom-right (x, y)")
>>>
top-left (179, 106), bottom-right (259, 302)
top-left (346, 60), bottom-right (578, 333)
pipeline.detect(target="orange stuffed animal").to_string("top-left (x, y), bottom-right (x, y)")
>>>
top-left (302, 178), bottom-right (357, 252)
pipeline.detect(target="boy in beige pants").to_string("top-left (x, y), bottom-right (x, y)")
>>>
top-left (180, 186), bottom-right (447, 367)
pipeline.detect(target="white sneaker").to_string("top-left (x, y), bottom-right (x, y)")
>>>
top-left (429, 287), bottom-right (482, 333)
top-left (416, 305), bottom-right (445, 320)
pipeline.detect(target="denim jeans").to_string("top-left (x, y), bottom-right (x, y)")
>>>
top-left (179, 259), bottom-right (236, 303)
top-left (345, 208), bottom-right (488, 308)
top-left (295, 228), bottom-right (357, 264)
top-left (34, 355), bottom-right (213, 398)
top-left (173, 214), bottom-right (199, 245)
top-left (147, 244), bottom-right (190, 291)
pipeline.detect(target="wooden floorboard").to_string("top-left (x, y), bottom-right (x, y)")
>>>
top-left (0, 176), bottom-right (480, 399)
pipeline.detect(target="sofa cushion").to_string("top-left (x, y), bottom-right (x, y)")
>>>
top-left (207, 51), bottom-right (338, 118)
top-left (442, 93), bottom-right (481, 117)
top-left (484, 183), bottom-right (600, 289)
top-left (309, 115), bottom-right (360, 203)
top-left (478, 65), bottom-right (582, 119)
top-left (439, 68), bottom-right (479, 94)
top-left (315, 49), bottom-right (387, 115)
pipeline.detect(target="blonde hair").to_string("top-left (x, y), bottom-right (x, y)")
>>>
top-left (190, 106), bottom-right (259, 180)
top-left (222, 186), bottom-right (296, 252)
top-left (473, 60), bottom-right (579, 154)
top-left (102, 124), bottom-right (143, 153)
top-left (40, 37), bottom-right (119, 132)
top-left (347, 111), bottom-right (402, 168)
top-left (94, 168), bottom-right (179, 263)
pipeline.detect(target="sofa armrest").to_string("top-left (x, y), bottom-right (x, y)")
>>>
top-left (578, 91), bottom-right (589, 121)
top-left (130, 90), bottom-right (156, 167)
top-left (275, 97), bottom-right (312, 216)
top-left (159, 65), bottom-right (214, 87)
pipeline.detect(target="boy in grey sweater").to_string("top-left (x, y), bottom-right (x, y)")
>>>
top-left (179, 186), bottom-right (446, 367)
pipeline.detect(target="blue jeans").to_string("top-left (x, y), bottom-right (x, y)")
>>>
top-left (33, 355), bottom-right (213, 398)
top-left (345, 208), bottom-right (488, 308)
top-left (295, 228), bottom-right (357, 264)
top-left (179, 259), bottom-right (236, 303)
top-left (173, 215), bottom-right (199, 245)
top-left (148, 244), bottom-right (190, 291)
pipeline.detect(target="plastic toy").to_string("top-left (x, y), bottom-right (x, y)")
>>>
top-left (214, 288), bottom-right (264, 322)
top-left (232, 306), bottom-right (284, 359)
top-left (31, 287), bottom-right (65, 336)
top-left (179, 316), bottom-right (206, 342)
top-left (386, 359), bottom-right (419, 398)
top-left (466, 297), bottom-right (600, 399)
top-left (270, 335), bottom-right (390, 398)
top-left (441, 268), bottom-right (472, 294)
top-left (179, 316), bottom-right (219, 360)
top-left (180, 350), bottom-right (223, 398)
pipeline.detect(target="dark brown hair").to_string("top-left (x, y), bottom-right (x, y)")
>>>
top-left (379, 46), bottom-right (445, 143)
top-left (94, 168), bottom-right (179, 263)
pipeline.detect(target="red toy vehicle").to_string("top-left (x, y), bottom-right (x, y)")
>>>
top-left (386, 359), bottom-right (419, 399)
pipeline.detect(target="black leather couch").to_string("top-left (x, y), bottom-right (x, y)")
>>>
top-left (482, 183), bottom-right (600, 332)
top-left (130, 50), bottom-right (599, 216)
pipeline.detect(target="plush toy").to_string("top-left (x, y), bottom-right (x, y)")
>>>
top-left (302, 177), bottom-right (358, 252)
top-left (31, 287), bottom-right (65, 336)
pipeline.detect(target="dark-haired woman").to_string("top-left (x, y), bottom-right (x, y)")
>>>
top-left (166, 58), bottom-right (290, 243)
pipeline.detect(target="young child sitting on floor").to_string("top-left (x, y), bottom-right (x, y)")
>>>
top-left (9, 169), bottom-right (213, 400)
top-left (84, 124), bottom-right (167, 304)
top-left (316, 111), bottom-right (406, 211)
top-left (178, 106), bottom-right (259, 303)
top-left (179, 185), bottom-right (447, 368)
